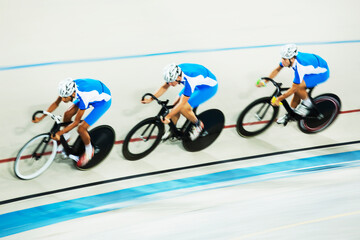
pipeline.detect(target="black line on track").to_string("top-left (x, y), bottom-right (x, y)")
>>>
top-left (1, 140), bottom-right (360, 205)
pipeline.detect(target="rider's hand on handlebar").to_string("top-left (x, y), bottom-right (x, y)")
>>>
top-left (141, 97), bottom-right (153, 104)
top-left (51, 132), bottom-right (61, 141)
top-left (271, 96), bottom-right (282, 106)
top-left (256, 79), bottom-right (267, 88)
top-left (160, 116), bottom-right (171, 124)
top-left (32, 115), bottom-right (45, 123)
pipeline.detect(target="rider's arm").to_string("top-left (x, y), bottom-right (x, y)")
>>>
top-left (142, 83), bottom-right (170, 103)
top-left (165, 95), bottom-right (189, 120)
top-left (268, 65), bottom-right (283, 80)
top-left (33, 96), bottom-right (62, 123)
top-left (172, 96), bottom-right (180, 106)
top-left (153, 83), bottom-right (170, 98)
top-left (56, 109), bottom-right (86, 136)
top-left (277, 82), bottom-right (301, 102)
top-left (256, 65), bottom-right (283, 87)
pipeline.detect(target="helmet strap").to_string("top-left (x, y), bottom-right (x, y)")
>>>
top-left (288, 58), bottom-right (292, 68)
top-left (176, 71), bottom-right (183, 83)
top-left (70, 91), bottom-right (75, 101)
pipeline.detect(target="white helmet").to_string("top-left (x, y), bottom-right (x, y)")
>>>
top-left (280, 44), bottom-right (298, 59)
top-left (163, 63), bottom-right (182, 83)
top-left (58, 78), bottom-right (76, 97)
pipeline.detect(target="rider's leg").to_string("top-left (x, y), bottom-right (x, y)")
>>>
top-left (162, 111), bottom-right (181, 140)
top-left (293, 81), bottom-right (315, 117)
top-left (277, 84), bottom-right (310, 124)
top-left (78, 121), bottom-right (91, 145)
top-left (78, 99), bottom-right (112, 164)
top-left (57, 104), bottom-right (78, 149)
top-left (180, 103), bottom-right (204, 141)
top-left (182, 85), bottom-right (218, 124)
top-left (301, 69), bottom-right (330, 106)
top-left (290, 92), bottom-right (302, 109)
top-left (186, 84), bottom-right (218, 140)
top-left (170, 96), bottom-right (182, 125)
top-left (185, 84), bottom-right (218, 122)
top-left (170, 112), bottom-right (181, 125)
top-left (180, 103), bottom-right (198, 124)
top-left (161, 97), bottom-right (182, 140)
top-left (78, 121), bottom-right (92, 155)
top-left (63, 104), bottom-right (78, 122)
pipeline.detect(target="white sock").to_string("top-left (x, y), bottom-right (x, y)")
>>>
top-left (85, 144), bottom-right (93, 159)
top-left (69, 154), bottom-right (79, 162)
top-left (302, 98), bottom-right (312, 107)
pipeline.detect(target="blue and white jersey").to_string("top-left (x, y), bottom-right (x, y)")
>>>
top-left (178, 63), bottom-right (218, 97)
top-left (73, 79), bottom-right (111, 110)
top-left (280, 52), bottom-right (329, 84)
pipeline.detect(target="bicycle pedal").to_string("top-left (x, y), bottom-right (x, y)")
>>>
top-left (317, 114), bottom-right (324, 120)
top-left (201, 130), bottom-right (209, 137)
top-left (94, 147), bottom-right (100, 154)
top-left (60, 151), bottom-right (68, 158)
top-left (162, 137), bottom-right (171, 143)
top-left (163, 136), bottom-right (180, 142)
top-left (169, 137), bottom-right (180, 142)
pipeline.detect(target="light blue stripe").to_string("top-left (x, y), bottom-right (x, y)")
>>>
top-left (1, 150), bottom-right (360, 237)
top-left (1, 40), bottom-right (359, 71)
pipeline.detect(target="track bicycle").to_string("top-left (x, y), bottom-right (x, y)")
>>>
top-left (236, 77), bottom-right (341, 137)
top-left (122, 93), bottom-right (225, 160)
top-left (14, 111), bottom-right (115, 180)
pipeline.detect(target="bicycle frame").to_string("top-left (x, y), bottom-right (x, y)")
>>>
top-left (33, 111), bottom-right (78, 157)
top-left (31, 135), bottom-right (51, 160)
top-left (142, 93), bottom-right (196, 140)
top-left (261, 77), bottom-right (319, 121)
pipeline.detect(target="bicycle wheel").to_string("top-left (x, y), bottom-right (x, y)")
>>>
top-left (14, 133), bottom-right (57, 180)
top-left (298, 95), bottom-right (341, 134)
top-left (183, 109), bottom-right (225, 152)
top-left (72, 125), bottom-right (116, 170)
top-left (122, 117), bottom-right (164, 160)
top-left (236, 97), bottom-right (279, 137)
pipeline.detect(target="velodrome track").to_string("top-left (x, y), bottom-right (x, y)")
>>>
top-left (0, 0), bottom-right (360, 239)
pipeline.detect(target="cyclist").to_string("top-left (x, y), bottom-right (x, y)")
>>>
top-left (257, 44), bottom-right (330, 124)
top-left (142, 63), bottom-right (218, 141)
top-left (33, 78), bottom-right (112, 166)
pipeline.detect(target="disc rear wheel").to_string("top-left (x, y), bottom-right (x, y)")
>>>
top-left (182, 109), bottom-right (225, 152)
top-left (73, 125), bottom-right (116, 170)
top-left (299, 95), bottom-right (341, 133)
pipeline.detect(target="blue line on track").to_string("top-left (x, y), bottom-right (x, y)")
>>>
top-left (1, 150), bottom-right (360, 237)
top-left (0, 40), bottom-right (359, 71)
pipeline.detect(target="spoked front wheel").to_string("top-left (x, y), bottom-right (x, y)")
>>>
top-left (298, 94), bottom-right (341, 134)
top-left (14, 133), bottom-right (57, 180)
top-left (122, 117), bottom-right (165, 160)
top-left (236, 97), bottom-right (279, 137)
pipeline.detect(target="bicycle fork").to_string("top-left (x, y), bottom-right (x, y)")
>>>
top-left (255, 102), bottom-right (271, 120)
top-left (32, 136), bottom-right (52, 160)
top-left (140, 121), bottom-right (158, 142)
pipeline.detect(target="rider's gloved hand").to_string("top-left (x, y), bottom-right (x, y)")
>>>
top-left (256, 79), bottom-right (267, 87)
top-left (141, 97), bottom-right (153, 104)
top-left (32, 115), bottom-right (45, 123)
top-left (160, 116), bottom-right (171, 124)
top-left (271, 96), bottom-right (283, 106)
